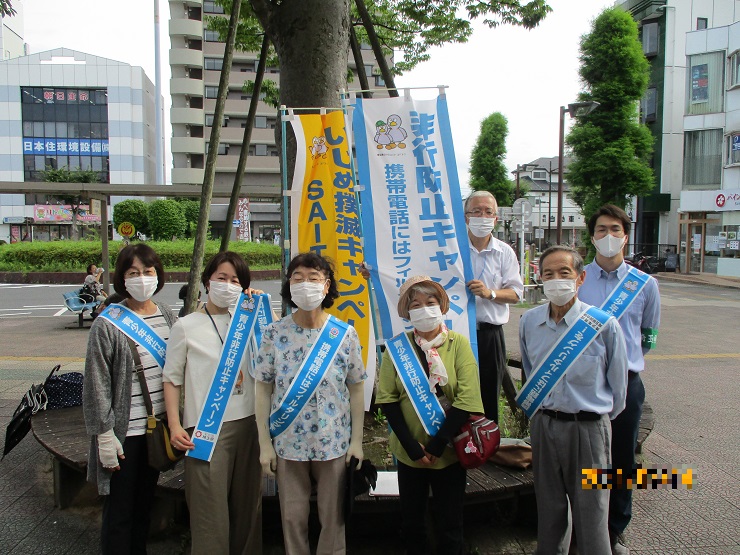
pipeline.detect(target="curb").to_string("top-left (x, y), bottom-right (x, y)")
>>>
top-left (0, 269), bottom-right (281, 285)
top-left (653, 273), bottom-right (740, 290)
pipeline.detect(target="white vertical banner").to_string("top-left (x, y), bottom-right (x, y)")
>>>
top-left (351, 91), bottom-right (477, 354)
top-left (236, 197), bottom-right (251, 242)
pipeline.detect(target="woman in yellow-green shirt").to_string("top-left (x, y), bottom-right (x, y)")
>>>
top-left (376, 275), bottom-right (483, 555)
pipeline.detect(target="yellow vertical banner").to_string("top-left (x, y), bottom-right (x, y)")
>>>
top-left (290, 110), bottom-right (376, 408)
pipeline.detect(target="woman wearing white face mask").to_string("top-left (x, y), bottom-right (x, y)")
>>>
top-left (253, 252), bottom-right (366, 555)
top-left (376, 275), bottom-right (484, 555)
top-left (82, 244), bottom-right (176, 555)
top-left (162, 251), bottom-right (264, 555)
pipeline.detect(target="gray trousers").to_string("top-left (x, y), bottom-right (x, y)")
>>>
top-left (276, 455), bottom-right (347, 555)
top-left (531, 412), bottom-right (611, 555)
top-left (185, 416), bottom-right (263, 555)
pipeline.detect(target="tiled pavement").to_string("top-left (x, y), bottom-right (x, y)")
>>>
top-left (0, 272), bottom-right (738, 554)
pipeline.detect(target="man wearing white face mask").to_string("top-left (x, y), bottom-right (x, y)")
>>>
top-left (519, 245), bottom-right (628, 555)
top-left (578, 205), bottom-right (660, 555)
top-left (464, 191), bottom-right (524, 425)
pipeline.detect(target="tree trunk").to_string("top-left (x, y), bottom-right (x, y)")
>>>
top-left (184, 0), bottom-right (242, 315)
top-left (220, 34), bottom-right (270, 253)
top-left (349, 24), bottom-right (372, 99)
top-left (354, 0), bottom-right (397, 97)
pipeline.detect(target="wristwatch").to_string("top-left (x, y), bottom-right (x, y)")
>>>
top-left (488, 289), bottom-right (497, 301)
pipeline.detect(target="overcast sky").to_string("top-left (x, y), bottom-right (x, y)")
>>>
top-left (22, 0), bottom-right (615, 190)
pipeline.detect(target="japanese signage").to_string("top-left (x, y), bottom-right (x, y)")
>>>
top-left (34, 204), bottom-right (100, 223)
top-left (23, 138), bottom-right (109, 157)
top-left (351, 93), bottom-right (477, 352)
top-left (288, 109), bottom-right (376, 407)
top-left (679, 188), bottom-right (740, 212)
top-left (236, 198), bottom-right (251, 242)
top-left (691, 63), bottom-right (709, 103)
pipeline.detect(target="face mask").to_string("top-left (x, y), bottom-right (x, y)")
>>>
top-left (290, 282), bottom-right (326, 311)
top-left (592, 234), bottom-right (626, 258)
top-left (467, 217), bottom-right (496, 238)
top-left (408, 305), bottom-right (444, 333)
top-left (543, 279), bottom-right (577, 307)
top-left (208, 280), bottom-right (242, 308)
top-left (125, 276), bottom-right (158, 302)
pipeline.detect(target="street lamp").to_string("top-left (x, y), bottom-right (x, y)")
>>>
top-left (556, 101), bottom-right (599, 244)
top-left (514, 163), bottom-right (537, 200)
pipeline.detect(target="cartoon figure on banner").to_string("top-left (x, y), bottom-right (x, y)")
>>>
top-left (373, 120), bottom-right (392, 149)
top-left (386, 114), bottom-right (408, 149)
top-left (310, 136), bottom-right (328, 159)
top-left (241, 296), bottom-right (256, 312)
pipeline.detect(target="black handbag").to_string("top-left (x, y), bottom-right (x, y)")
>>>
top-left (45, 365), bottom-right (83, 409)
top-left (126, 337), bottom-right (184, 471)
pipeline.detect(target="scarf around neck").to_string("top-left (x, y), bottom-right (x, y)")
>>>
top-left (414, 325), bottom-right (449, 390)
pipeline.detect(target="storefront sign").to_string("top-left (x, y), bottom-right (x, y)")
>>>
top-left (22, 138), bottom-right (109, 156)
top-left (3, 216), bottom-right (24, 224)
top-left (33, 204), bottom-right (100, 223)
top-left (680, 189), bottom-right (740, 212)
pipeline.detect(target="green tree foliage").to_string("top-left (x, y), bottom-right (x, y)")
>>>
top-left (1, 0), bottom-right (16, 17)
top-left (147, 200), bottom-right (187, 241)
top-left (113, 199), bottom-right (150, 238)
top-left (469, 112), bottom-right (514, 206)
top-left (181, 199), bottom-right (201, 238)
top-left (40, 166), bottom-right (100, 240)
top-left (566, 7), bottom-right (655, 221)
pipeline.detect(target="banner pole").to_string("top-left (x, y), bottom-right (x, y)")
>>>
top-left (280, 105), bottom-right (290, 316)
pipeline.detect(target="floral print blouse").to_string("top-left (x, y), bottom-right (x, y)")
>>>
top-left (252, 314), bottom-right (366, 462)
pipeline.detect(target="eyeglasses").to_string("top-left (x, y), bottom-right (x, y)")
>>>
top-left (466, 209), bottom-right (497, 217)
top-left (289, 275), bottom-right (327, 284)
top-left (124, 269), bottom-right (157, 279)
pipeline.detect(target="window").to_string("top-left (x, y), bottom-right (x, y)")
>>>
top-left (205, 86), bottom-right (219, 99)
top-left (697, 18), bottom-right (708, 30)
top-left (204, 58), bottom-right (223, 71)
top-left (203, 1), bottom-right (224, 14)
top-left (207, 142), bottom-right (228, 155)
top-left (255, 144), bottom-right (267, 156)
top-left (641, 87), bottom-right (658, 123)
top-left (687, 52), bottom-right (724, 114)
top-left (683, 129), bottom-right (722, 186)
top-left (204, 29), bottom-right (220, 42)
top-left (729, 51), bottom-right (740, 88)
top-left (364, 64), bottom-right (374, 78)
top-left (568, 216), bottom-right (575, 223)
top-left (533, 170), bottom-right (547, 180)
top-left (726, 133), bottom-right (740, 165)
top-left (642, 22), bottom-right (659, 57)
top-left (255, 116), bottom-right (267, 129)
top-left (375, 75), bottom-right (386, 87)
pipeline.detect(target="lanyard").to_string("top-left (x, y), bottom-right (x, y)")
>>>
top-left (204, 305), bottom-right (231, 345)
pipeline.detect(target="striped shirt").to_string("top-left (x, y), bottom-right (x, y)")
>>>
top-left (127, 310), bottom-right (170, 436)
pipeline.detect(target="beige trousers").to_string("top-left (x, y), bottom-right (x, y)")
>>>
top-left (185, 416), bottom-right (263, 555)
top-left (276, 455), bottom-right (347, 555)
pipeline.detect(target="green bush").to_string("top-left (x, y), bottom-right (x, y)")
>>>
top-left (113, 199), bottom-right (150, 237)
top-left (148, 200), bottom-right (187, 241)
top-left (0, 240), bottom-right (281, 272)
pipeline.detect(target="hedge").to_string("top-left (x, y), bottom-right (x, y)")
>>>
top-left (0, 240), bottom-right (281, 272)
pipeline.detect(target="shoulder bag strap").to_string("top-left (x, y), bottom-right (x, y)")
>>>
top-left (126, 336), bottom-right (154, 418)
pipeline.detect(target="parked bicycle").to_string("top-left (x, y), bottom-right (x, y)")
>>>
top-left (626, 251), bottom-right (658, 274)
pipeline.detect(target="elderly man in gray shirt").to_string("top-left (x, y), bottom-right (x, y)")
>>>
top-left (519, 245), bottom-right (628, 555)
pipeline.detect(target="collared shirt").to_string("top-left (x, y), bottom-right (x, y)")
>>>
top-left (578, 261), bottom-right (661, 373)
top-left (519, 298), bottom-right (628, 419)
top-left (469, 235), bottom-right (524, 325)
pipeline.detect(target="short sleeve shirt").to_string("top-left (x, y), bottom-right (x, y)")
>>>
top-left (252, 314), bottom-right (367, 462)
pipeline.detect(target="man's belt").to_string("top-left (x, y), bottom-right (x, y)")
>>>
top-left (541, 409), bottom-right (601, 421)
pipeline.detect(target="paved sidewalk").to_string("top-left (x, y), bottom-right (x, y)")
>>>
top-left (1, 274), bottom-right (738, 554)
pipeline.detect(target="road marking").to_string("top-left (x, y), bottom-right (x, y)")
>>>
top-left (0, 356), bottom-right (85, 362)
top-left (646, 353), bottom-right (740, 360)
top-left (0, 312), bottom-right (31, 317)
top-left (54, 308), bottom-right (68, 316)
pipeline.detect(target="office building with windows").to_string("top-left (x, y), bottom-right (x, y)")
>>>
top-left (168, 0), bottom-right (385, 241)
top-left (0, 48), bottom-right (161, 242)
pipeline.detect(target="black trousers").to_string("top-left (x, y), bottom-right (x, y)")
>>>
top-left (609, 371), bottom-right (645, 535)
top-left (477, 323), bottom-right (507, 424)
top-left (397, 461), bottom-right (467, 555)
top-left (101, 434), bottom-right (160, 555)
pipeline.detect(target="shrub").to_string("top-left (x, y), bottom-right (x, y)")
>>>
top-left (113, 199), bottom-right (150, 237)
top-left (148, 200), bottom-right (187, 241)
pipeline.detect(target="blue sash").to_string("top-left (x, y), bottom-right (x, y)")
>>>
top-left (516, 306), bottom-right (612, 419)
top-left (269, 315), bottom-right (350, 438)
top-left (99, 304), bottom-right (166, 369)
top-left (385, 332), bottom-right (446, 436)
top-left (600, 266), bottom-right (649, 319)
top-left (188, 293), bottom-right (266, 461)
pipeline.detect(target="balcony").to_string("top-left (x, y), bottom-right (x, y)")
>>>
top-left (171, 107), bottom-right (204, 126)
top-left (172, 167), bottom-right (205, 185)
top-left (172, 137), bottom-right (205, 155)
top-left (170, 48), bottom-right (203, 68)
top-left (170, 78), bottom-right (204, 97)
top-left (216, 126), bottom-right (276, 144)
top-left (169, 18), bottom-right (203, 39)
top-left (214, 154), bottom-right (280, 173)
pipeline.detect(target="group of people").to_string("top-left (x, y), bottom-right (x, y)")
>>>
top-left (81, 190), bottom-right (659, 555)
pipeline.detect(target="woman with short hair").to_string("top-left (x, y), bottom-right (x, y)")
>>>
top-left (376, 275), bottom-right (484, 555)
top-left (253, 252), bottom-right (366, 555)
top-left (83, 244), bottom-right (176, 554)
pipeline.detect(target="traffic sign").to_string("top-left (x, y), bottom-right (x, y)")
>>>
top-left (498, 207), bottom-right (513, 222)
top-left (512, 198), bottom-right (532, 220)
top-left (511, 220), bottom-right (533, 233)
top-left (117, 221), bottom-right (135, 238)
top-left (233, 219), bottom-right (241, 227)
top-left (535, 228), bottom-right (545, 239)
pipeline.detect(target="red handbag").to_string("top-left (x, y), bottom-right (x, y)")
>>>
top-left (452, 414), bottom-right (501, 469)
